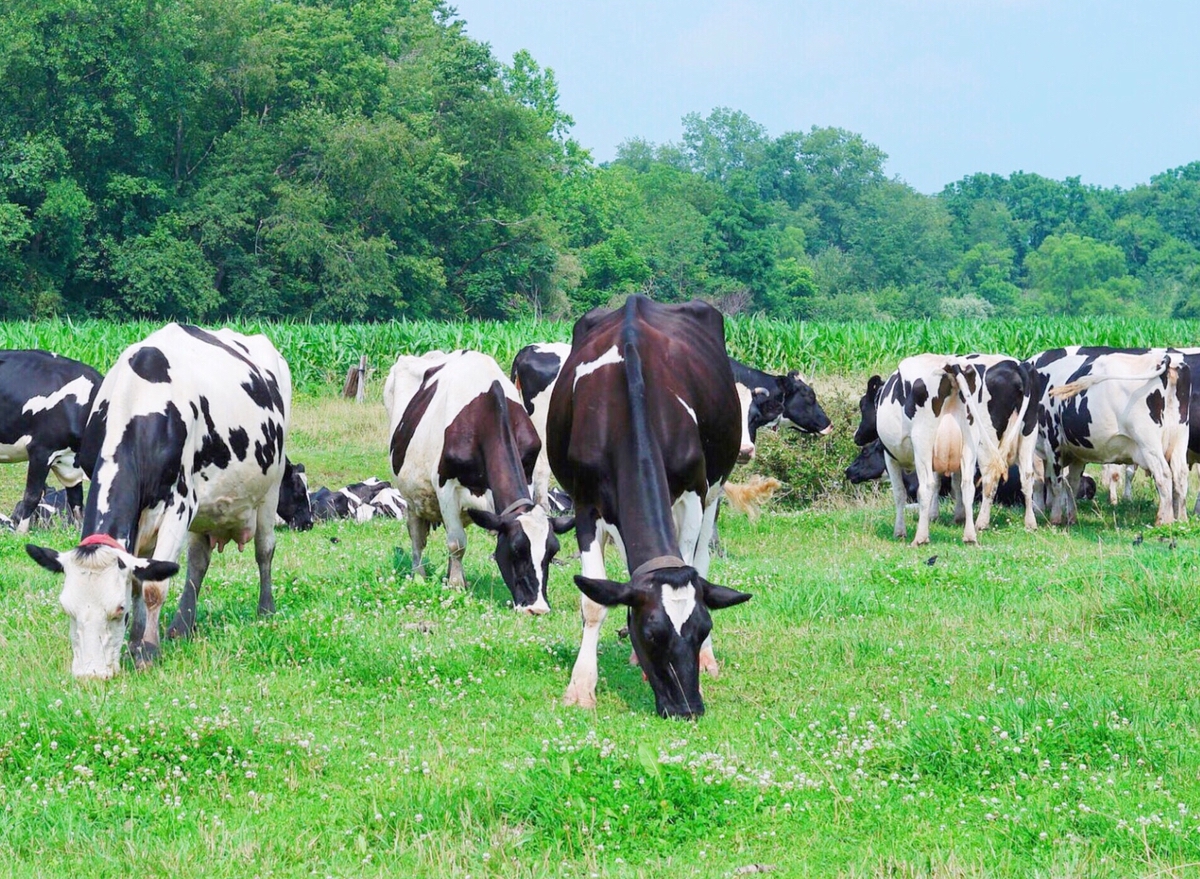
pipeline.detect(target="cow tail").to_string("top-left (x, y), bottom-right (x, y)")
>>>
top-left (723, 476), bottom-right (783, 521)
top-left (948, 363), bottom-right (1007, 487)
top-left (1049, 354), bottom-right (1171, 401)
top-left (997, 371), bottom-right (1033, 470)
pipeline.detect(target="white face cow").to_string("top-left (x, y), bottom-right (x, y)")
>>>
top-left (26, 535), bottom-right (179, 680)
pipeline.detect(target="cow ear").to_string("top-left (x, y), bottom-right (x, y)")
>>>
top-left (867, 374), bottom-right (883, 395)
top-left (551, 515), bottom-right (575, 534)
top-left (700, 578), bottom-right (752, 610)
top-left (573, 575), bottom-right (637, 607)
top-left (132, 559), bottom-right (179, 583)
top-left (467, 508), bottom-right (503, 532)
top-left (26, 544), bottom-right (64, 574)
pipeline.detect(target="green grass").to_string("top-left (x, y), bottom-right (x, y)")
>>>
top-left (3, 395), bottom-right (1200, 877)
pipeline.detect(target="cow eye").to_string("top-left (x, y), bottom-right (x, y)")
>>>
top-left (112, 604), bottom-right (126, 620)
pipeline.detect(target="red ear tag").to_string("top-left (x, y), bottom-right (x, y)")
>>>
top-left (79, 533), bottom-right (124, 550)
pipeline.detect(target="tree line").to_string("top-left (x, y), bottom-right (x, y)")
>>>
top-left (2, 0), bottom-right (1198, 323)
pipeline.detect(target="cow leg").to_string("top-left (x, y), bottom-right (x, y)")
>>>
top-left (564, 513), bottom-right (609, 709)
top-left (1063, 461), bottom-right (1086, 525)
top-left (253, 502), bottom-right (278, 616)
top-left (1048, 453), bottom-right (1068, 526)
top-left (407, 512), bottom-right (430, 578)
top-left (11, 451), bottom-right (52, 534)
top-left (951, 471), bottom-right (966, 524)
top-left (1170, 450), bottom-right (1188, 523)
top-left (129, 517), bottom-right (190, 669)
top-left (1019, 437), bottom-right (1038, 530)
top-left (168, 533), bottom-right (213, 639)
top-left (696, 483), bottom-right (724, 676)
top-left (674, 491), bottom-right (704, 568)
top-left (909, 451), bottom-right (939, 546)
top-left (1138, 450), bottom-right (1175, 526)
top-left (959, 443), bottom-right (979, 544)
top-left (884, 454), bottom-right (908, 541)
top-left (439, 489), bottom-right (468, 589)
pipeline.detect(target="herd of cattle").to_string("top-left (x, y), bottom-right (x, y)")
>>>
top-left (2, 298), bottom-right (1194, 718)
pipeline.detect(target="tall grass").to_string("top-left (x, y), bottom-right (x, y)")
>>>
top-left (3, 315), bottom-right (1198, 392)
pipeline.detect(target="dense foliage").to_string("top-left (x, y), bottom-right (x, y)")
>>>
top-left (2, 1), bottom-right (1198, 322)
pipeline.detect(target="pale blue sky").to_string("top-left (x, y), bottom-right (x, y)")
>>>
top-left (449, 1), bottom-right (1200, 193)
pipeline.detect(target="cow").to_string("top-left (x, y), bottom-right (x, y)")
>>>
top-left (1, 350), bottom-right (103, 533)
top-left (729, 359), bottom-right (832, 460)
top-left (275, 458), bottom-right (314, 531)
top-left (511, 342), bottom-right (572, 509)
top-left (853, 354), bottom-right (1036, 545)
top-left (547, 296), bottom-right (753, 719)
top-left (1101, 463), bottom-right (1136, 505)
top-left (308, 478), bottom-right (408, 523)
top-left (1029, 347), bottom-right (1189, 526)
top-left (25, 324), bottom-right (292, 680)
top-left (384, 350), bottom-right (573, 615)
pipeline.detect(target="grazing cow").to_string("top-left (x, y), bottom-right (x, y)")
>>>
top-left (385, 350), bottom-right (573, 614)
top-left (853, 354), bottom-right (1036, 545)
top-left (308, 478), bottom-right (408, 523)
top-left (276, 458), bottom-right (314, 531)
top-left (511, 342), bottom-right (572, 509)
top-left (547, 296), bottom-right (752, 719)
top-left (730, 359), bottom-right (832, 460)
top-left (1029, 347), bottom-right (1190, 526)
top-left (1, 350), bottom-right (103, 532)
top-left (25, 324), bottom-right (292, 679)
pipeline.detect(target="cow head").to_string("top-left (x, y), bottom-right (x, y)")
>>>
top-left (746, 387), bottom-right (784, 444)
top-left (853, 375), bottom-right (886, 446)
top-left (782, 372), bottom-right (833, 435)
top-left (25, 537), bottom-right (179, 680)
top-left (845, 438), bottom-right (887, 484)
top-left (574, 563), bottom-right (751, 719)
top-left (276, 458), bottom-right (313, 531)
top-left (468, 503), bottom-right (574, 614)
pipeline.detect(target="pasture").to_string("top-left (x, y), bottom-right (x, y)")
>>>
top-left (2, 378), bottom-right (1200, 878)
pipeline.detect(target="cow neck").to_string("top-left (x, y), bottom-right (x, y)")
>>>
top-left (80, 454), bottom-right (141, 552)
top-left (481, 383), bottom-right (533, 514)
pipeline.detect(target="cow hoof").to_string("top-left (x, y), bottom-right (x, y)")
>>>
top-left (129, 641), bottom-right (160, 669)
top-left (699, 650), bottom-right (720, 678)
top-left (166, 621), bottom-right (192, 640)
top-left (910, 537), bottom-right (930, 547)
top-left (562, 683), bottom-right (596, 709)
top-left (258, 601), bottom-right (276, 617)
top-left (894, 530), bottom-right (908, 541)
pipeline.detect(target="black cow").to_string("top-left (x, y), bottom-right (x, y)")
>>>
top-left (276, 458), bottom-right (314, 531)
top-left (0, 350), bottom-right (102, 532)
top-left (547, 295), bottom-right (752, 719)
top-left (730, 359), bottom-right (832, 458)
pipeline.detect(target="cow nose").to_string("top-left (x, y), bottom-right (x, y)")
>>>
top-left (74, 666), bottom-right (116, 681)
top-left (738, 444), bottom-right (755, 462)
top-left (819, 424), bottom-right (833, 436)
top-left (517, 602), bottom-right (550, 616)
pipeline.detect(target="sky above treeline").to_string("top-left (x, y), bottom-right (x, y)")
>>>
top-left (450, 0), bottom-right (1200, 194)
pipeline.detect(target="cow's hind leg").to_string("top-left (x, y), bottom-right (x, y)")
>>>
top-left (167, 533), bottom-right (213, 639)
top-left (1139, 451), bottom-right (1176, 526)
top-left (958, 442), bottom-right (979, 544)
top-left (884, 454), bottom-right (908, 541)
top-left (407, 511), bottom-right (430, 578)
top-left (253, 503), bottom-right (278, 617)
top-left (1170, 450), bottom-right (1188, 523)
top-left (564, 512), bottom-right (609, 709)
top-left (696, 484), bottom-right (723, 676)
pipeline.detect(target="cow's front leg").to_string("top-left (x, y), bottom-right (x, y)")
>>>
top-left (1019, 441), bottom-right (1038, 530)
top-left (253, 501), bottom-right (278, 616)
top-left (673, 490), bottom-right (704, 570)
top-left (11, 450), bottom-right (52, 534)
top-left (1169, 448), bottom-right (1189, 523)
top-left (564, 513), bottom-right (608, 709)
top-left (130, 516), bottom-right (189, 668)
top-left (884, 454), bottom-right (908, 541)
top-left (167, 532), bottom-right (212, 639)
top-left (697, 484), bottom-right (723, 676)
top-left (406, 512), bottom-right (430, 578)
top-left (439, 487), bottom-right (469, 589)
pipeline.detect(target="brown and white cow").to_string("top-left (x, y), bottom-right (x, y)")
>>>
top-left (385, 350), bottom-right (573, 614)
top-left (853, 353), bottom-right (1036, 545)
top-left (547, 296), bottom-right (752, 719)
top-left (26, 325), bottom-right (292, 679)
top-left (1029, 347), bottom-right (1190, 526)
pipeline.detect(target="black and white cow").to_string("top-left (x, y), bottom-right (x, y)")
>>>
top-left (853, 354), bottom-right (1036, 545)
top-left (308, 477), bottom-right (407, 523)
top-left (1, 350), bottom-right (102, 533)
top-left (385, 350), bottom-right (573, 614)
top-left (729, 359), bottom-right (832, 460)
top-left (25, 324), bottom-right (292, 679)
top-left (1029, 347), bottom-right (1189, 526)
top-left (547, 296), bottom-right (752, 719)
top-left (510, 342), bottom-right (572, 509)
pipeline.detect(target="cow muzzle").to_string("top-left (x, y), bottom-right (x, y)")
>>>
top-left (516, 599), bottom-right (550, 616)
top-left (738, 444), bottom-right (756, 463)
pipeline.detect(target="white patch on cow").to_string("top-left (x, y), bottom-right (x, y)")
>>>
top-left (22, 374), bottom-right (95, 415)
top-left (0, 435), bottom-right (32, 464)
top-left (675, 394), bottom-right (697, 423)
top-left (573, 345), bottom-right (623, 391)
top-left (517, 508), bottom-right (551, 613)
top-left (734, 384), bottom-right (754, 457)
top-left (662, 581), bottom-right (697, 636)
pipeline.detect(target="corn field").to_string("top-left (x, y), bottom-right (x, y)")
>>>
top-left (2, 316), bottom-right (1198, 392)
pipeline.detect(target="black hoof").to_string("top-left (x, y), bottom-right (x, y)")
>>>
top-left (257, 601), bottom-right (276, 617)
top-left (166, 617), bottom-right (192, 640)
top-left (128, 640), bottom-right (160, 668)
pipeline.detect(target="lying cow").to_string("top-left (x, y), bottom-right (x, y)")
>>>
top-left (385, 350), bottom-right (573, 614)
top-left (547, 296), bottom-right (752, 719)
top-left (854, 354), bottom-right (1035, 545)
top-left (1030, 347), bottom-right (1189, 526)
top-left (511, 342), bottom-right (572, 509)
top-left (309, 478), bottom-right (407, 523)
top-left (26, 324), bottom-right (293, 679)
top-left (1, 350), bottom-right (103, 532)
